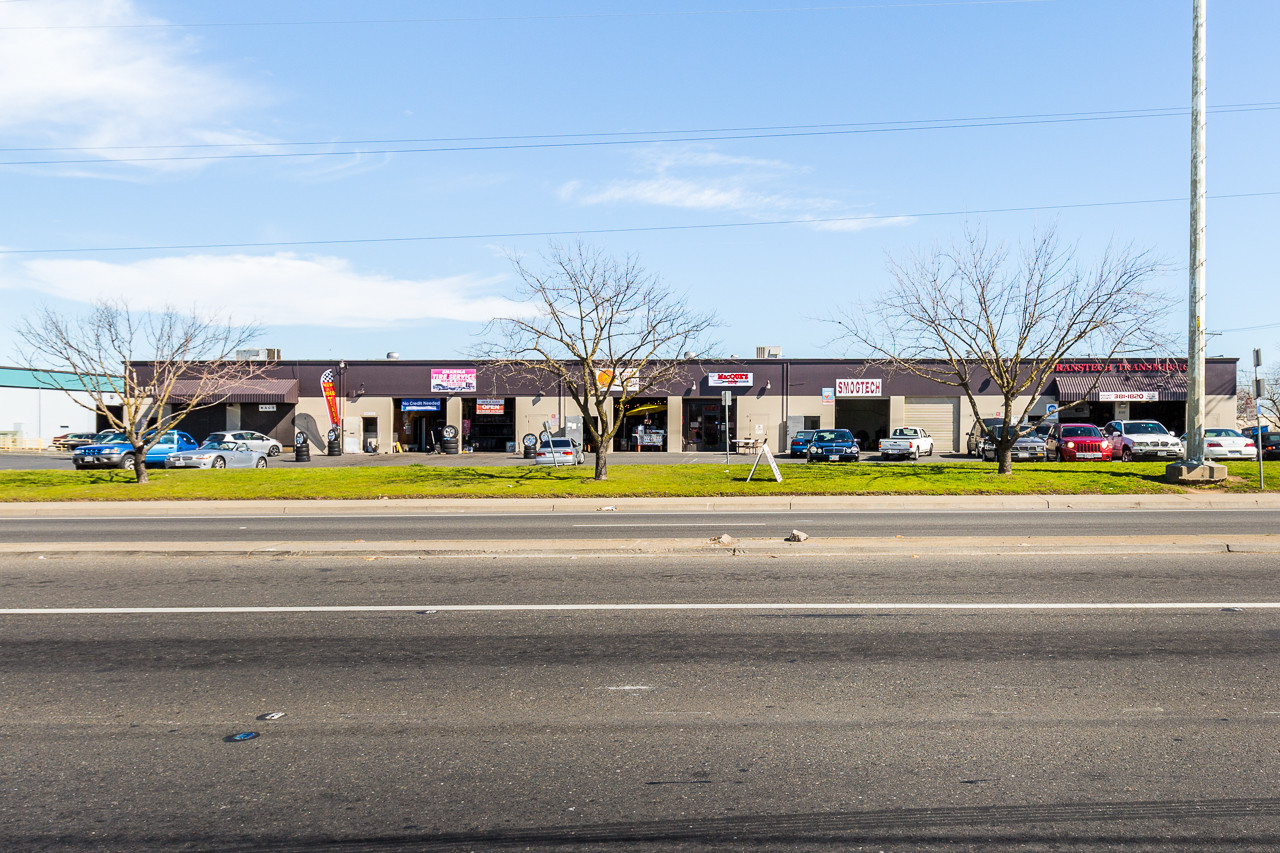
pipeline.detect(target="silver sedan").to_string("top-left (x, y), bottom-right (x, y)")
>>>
top-left (165, 441), bottom-right (268, 470)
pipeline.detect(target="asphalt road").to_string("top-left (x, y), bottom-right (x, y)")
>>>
top-left (2, 506), bottom-right (1277, 544)
top-left (4, 551), bottom-right (1280, 851)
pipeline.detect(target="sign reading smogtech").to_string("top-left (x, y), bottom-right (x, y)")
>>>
top-left (430, 368), bottom-right (477, 393)
top-left (836, 378), bottom-right (883, 397)
top-left (708, 372), bottom-right (753, 387)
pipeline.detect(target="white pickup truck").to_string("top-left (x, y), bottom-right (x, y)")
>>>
top-left (878, 427), bottom-right (935, 460)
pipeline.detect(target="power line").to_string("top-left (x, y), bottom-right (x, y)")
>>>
top-left (2, 189), bottom-right (1275, 256)
top-left (0, 1), bottom-right (1053, 31)
top-left (2, 102), bottom-right (1275, 155)
top-left (5, 104), bottom-right (1278, 168)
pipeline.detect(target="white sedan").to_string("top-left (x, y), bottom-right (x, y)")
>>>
top-left (1180, 428), bottom-right (1257, 460)
top-left (166, 441), bottom-right (269, 469)
top-left (205, 430), bottom-right (283, 456)
top-left (533, 438), bottom-right (585, 465)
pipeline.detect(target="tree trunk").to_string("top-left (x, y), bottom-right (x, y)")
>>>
top-left (997, 443), bottom-right (1013, 475)
top-left (132, 444), bottom-right (149, 483)
top-left (594, 444), bottom-right (608, 480)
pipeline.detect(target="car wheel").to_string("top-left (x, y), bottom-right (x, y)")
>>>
top-left (268, 446), bottom-right (280, 457)
top-left (212, 457), bottom-right (226, 469)
top-left (255, 457), bottom-right (267, 468)
top-left (1121, 447), bottom-right (1133, 462)
top-left (119, 454), bottom-right (136, 471)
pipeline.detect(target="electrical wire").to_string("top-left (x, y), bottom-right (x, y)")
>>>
top-left (1, 189), bottom-right (1274, 256)
top-left (4, 104), bottom-right (1277, 167)
top-left (1, 102), bottom-right (1275, 155)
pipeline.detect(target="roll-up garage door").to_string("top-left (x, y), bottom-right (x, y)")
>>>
top-left (903, 397), bottom-right (959, 453)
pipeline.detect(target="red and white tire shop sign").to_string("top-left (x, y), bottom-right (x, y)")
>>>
top-left (836, 378), bottom-right (883, 397)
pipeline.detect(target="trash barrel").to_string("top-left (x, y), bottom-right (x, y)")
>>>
top-left (294, 431), bottom-right (311, 463)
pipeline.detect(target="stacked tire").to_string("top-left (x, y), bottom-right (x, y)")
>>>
top-left (441, 425), bottom-right (460, 455)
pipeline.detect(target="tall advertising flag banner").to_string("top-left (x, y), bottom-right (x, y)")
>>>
top-left (320, 369), bottom-right (341, 428)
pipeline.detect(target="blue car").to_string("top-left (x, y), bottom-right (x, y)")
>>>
top-left (789, 430), bottom-right (815, 458)
top-left (73, 430), bottom-right (198, 471)
top-left (806, 429), bottom-right (860, 462)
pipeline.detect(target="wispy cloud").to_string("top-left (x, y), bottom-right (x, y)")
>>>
top-left (0, 0), bottom-right (270, 171)
top-left (560, 144), bottom-right (909, 232)
top-left (3, 253), bottom-right (528, 328)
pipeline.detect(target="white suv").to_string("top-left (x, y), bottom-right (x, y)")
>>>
top-left (1103, 420), bottom-right (1182, 462)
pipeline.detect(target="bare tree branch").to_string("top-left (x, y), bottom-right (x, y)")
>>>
top-left (826, 224), bottom-right (1174, 474)
top-left (16, 299), bottom-right (264, 483)
top-left (474, 241), bottom-right (720, 480)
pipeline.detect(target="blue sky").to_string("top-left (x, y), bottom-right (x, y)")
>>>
top-left (3, 0), bottom-right (1277, 367)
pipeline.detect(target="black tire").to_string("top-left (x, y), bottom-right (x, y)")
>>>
top-left (255, 457), bottom-right (267, 468)
top-left (1121, 447), bottom-right (1133, 462)
top-left (442, 425), bottom-right (459, 440)
top-left (212, 457), bottom-right (226, 469)
top-left (268, 445), bottom-right (280, 457)
top-left (119, 454), bottom-right (136, 471)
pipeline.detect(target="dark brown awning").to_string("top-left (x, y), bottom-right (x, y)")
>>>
top-left (1054, 373), bottom-right (1187, 402)
top-left (168, 378), bottom-right (299, 404)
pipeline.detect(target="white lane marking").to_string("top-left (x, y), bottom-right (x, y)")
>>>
top-left (1, 602), bottom-right (1277, 615)
top-left (3, 508), bottom-right (1279, 522)
top-left (572, 522), bottom-right (773, 528)
top-left (602, 685), bottom-right (652, 691)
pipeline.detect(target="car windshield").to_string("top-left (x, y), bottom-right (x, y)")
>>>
top-left (539, 440), bottom-right (574, 450)
top-left (814, 430), bottom-right (852, 442)
top-left (1062, 426), bottom-right (1102, 438)
top-left (990, 425), bottom-right (1031, 439)
top-left (96, 432), bottom-right (127, 443)
top-left (793, 432), bottom-right (814, 442)
top-left (1205, 429), bottom-right (1243, 438)
top-left (202, 442), bottom-right (238, 451)
top-left (1125, 422), bottom-right (1169, 435)
top-left (892, 429), bottom-right (920, 437)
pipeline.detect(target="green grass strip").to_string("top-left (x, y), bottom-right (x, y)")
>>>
top-left (1, 460), bottom-right (1276, 501)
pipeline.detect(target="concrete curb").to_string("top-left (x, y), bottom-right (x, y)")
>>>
top-left (4, 493), bottom-right (1280, 517)
top-left (7, 535), bottom-right (1280, 559)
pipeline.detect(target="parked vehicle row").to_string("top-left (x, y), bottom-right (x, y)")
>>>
top-left (71, 429), bottom-right (276, 472)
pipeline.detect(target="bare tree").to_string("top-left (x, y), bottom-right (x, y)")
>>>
top-left (828, 226), bottom-right (1173, 473)
top-left (17, 299), bottom-right (264, 483)
top-left (477, 241), bottom-right (719, 480)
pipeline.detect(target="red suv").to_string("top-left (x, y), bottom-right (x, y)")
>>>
top-left (1045, 422), bottom-right (1112, 462)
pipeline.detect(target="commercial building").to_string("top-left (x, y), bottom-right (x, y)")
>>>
top-left (0, 366), bottom-right (112, 448)
top-left (154, 355), bottom-right (1238, 455)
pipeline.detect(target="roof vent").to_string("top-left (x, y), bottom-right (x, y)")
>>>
top-left (756, 346), bottom-right (782, 359)
top-left (386, 352), bottom-right (400, 360)
top-left (236, 348), bottom-right (280, 361)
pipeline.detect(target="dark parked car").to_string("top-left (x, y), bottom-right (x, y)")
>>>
top-left (1262, 434), bottom-right (1280, 461)
top-left (966, 417), bottom-right (1002, 457)
top-left (1045, 423), bottom-right (1112, 462)
top-left (788, 430), bottom-right (816, 458)
top-left (806, 429), bottom-right (859, 462)
top-left (50, 432), bottom-right (99, 450)
top-left (72, 430), bottom-right (198, 471)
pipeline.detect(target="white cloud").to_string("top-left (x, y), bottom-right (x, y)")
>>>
top-left (561, 144), bottom-right (908, 231)
top-left (0, 0), bottom-right (269, 169)
top-left (4, 253), bottom-right (529, 328)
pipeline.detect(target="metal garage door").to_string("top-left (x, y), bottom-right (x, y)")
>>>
top-left (903, 397), bottom-right (959, 453)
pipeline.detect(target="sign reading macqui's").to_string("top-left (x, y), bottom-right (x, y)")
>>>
top-left (836, 378), bottom-right (882, 397)
top-left (430, 368), bottom-right (476, 392)
top-left (708, 372), bottom-right (753, 387)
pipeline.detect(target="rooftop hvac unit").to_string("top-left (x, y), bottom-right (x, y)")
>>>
top-left (756, 346), bottom-right (782, 359)
top-left (236, 348), bottom-right (281, 361)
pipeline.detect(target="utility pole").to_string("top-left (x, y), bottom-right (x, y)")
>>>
top-left (1255, 348), bottom-right (1265, 490)
top-left (1169, 0), bottom-right (1224, 482)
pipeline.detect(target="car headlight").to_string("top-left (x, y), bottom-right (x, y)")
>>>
top-left (1065, 441), bottom-right (1075, 449)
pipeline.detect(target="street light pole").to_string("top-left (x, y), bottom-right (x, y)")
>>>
top-left (1185, 0), bottom-right (1207, 465)
top-left (1169, 0), bottom-right (1222, 482)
